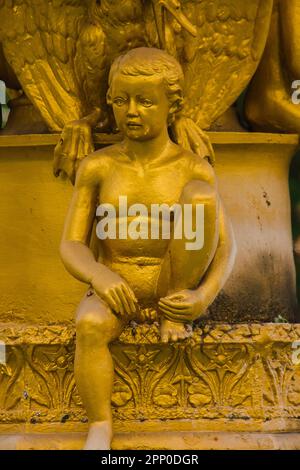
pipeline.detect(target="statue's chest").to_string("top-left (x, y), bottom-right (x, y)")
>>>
top-left (99, 163), bottom-right (190, 208)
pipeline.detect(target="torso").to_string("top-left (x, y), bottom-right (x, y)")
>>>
top-left (91, 143), bottom-right (210, 301)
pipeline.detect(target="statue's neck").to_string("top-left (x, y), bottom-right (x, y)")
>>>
top-left (123, 130), bottom-right (173, 165)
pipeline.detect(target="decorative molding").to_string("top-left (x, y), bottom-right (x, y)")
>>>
top-left (0, 322), bottom-right (300, 428)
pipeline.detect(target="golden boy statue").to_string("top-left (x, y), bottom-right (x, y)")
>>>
top-left (60, 47), bottom-right (236, 450)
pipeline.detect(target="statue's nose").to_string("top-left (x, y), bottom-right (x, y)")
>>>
top-left (127, 99), bottom-right (139, 117)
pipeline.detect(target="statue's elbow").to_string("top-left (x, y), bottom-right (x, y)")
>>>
top-left (230, 231), bottom-right (237, 269)
top-left (219, 219), bottom-right (237, 274)
top-left (225, 222), bottom-right (237, 275)
top-left (59, 239), bottom-right (71, 266)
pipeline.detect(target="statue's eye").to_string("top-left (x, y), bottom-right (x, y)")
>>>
top-left (113, 98), bottom-right (126, 107)
top-left (139, 98), bottom-right (153, 107)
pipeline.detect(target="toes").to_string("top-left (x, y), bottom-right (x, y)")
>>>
top-left (160, 325), bottom-right (170, 343)
top-left (161, 323), bottom-right (193, 343)
top-left (178, 331), bottom-right (188, 340)
top-left (184, 325), bottom-right (193, 338)
top-left (161, 333), bottom-right (169, 343)
top-left (171, 333), bottom-right (178, 342)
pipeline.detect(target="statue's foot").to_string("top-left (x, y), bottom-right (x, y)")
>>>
top-left (83, 420), bottom-right (112, 450)
top-left (160, 318), bottom-right (192, 343)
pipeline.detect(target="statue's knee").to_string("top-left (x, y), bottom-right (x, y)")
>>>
top-left (76, 311), bottom-right (115, 346)
top-left (181, 180), bottom-right (216, 206)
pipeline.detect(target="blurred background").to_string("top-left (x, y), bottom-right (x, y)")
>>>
top-left (290, 149), bottom-right (300, 300)
top-left (0, 80), bottom-right (9, 129)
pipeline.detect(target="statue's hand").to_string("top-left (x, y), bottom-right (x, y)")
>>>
top-left (53, 119), bottom-right (94, 184)
top-left (158, 289), bottom-right (209, 322)
top-left (172, 116), bottom-right (215, 165)
top-left (91, 268), bottom-right (137, 317)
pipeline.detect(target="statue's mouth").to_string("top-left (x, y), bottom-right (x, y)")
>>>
top-left (127, 122), bottom-right (143, 129)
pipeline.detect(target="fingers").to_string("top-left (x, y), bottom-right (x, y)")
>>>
top-left (185, 123), bottom-right (209, 156)
top-left (116, 285), bottom-right (132, 316)
top-left (173, 117), bottom-right (215, 164)
top-left (118, 286), bottom-right (131, 316)
top-left (159, 305), bottom-right (187, 322)
top-left (53, 127), bottom-right (77, 182)
top-left (173, 121), bottom-right (190, 149)
top-left (53, 150), bottom-right (76, 183)
top-left (158, 291), bottom-right (191, 319)
top-left (178, 129), bottom-right (190, 150)
top-left (53, 140), bottom-right (64, 177)
top-left (105, 284), bottom-right (137, 317)
top-left (75, 133), bottom-right (94, 176)
top-left (121, 284), bottom-right (137, 315)
top-left (108, 289), bottom-right (124, 315)
top-left (61, 126), bottom-right (72, 160)
top-left (187, 127), bottom-right (208, 156)
top-left (122, 282), bottom-right (137, 304)
top-left (54, 121), bottom-right (94, 182)
top-left (82, 126), bottom-right (94, 156)
top-left (159, 298), bottom-right (189, 310)
top-left (166, 293), bottom-right (185, 301)
top-left (161, 331), bottom-right (169, 343)
top-left (190, 125), bottom-right (215, 164)
top-left (69, 125), bottom-right (81, 163)
top-left (104, 291), bottom-right (119, 313)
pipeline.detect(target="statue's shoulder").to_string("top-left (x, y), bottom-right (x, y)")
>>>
top-left (181, 149), bottom-right (216, 185)
top-left (76, 144), bottom-right (122, 183)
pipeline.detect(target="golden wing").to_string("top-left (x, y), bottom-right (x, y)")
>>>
top-left (0, 0), bottom-right (88, 132)
top-left (176, 0), bottom-right (274, 129)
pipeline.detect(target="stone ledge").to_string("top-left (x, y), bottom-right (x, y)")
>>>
top-left (0, 430), bottom-right (300, 450)
top-left (1, 322), bottom-right (300, 345)
top-left (0, 132), bottom-right (298, 148)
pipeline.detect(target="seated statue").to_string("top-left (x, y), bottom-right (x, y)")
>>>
top-left (60, 47), bottom-right (236, 450)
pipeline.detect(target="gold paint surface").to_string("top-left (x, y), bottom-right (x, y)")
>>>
top-left (0, 0), bottom-right (299, 449)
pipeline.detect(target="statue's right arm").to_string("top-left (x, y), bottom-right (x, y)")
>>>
top-left (60, 155), bottom-right (137, 316)
top-left (60, 156), bottom-right (103, 285)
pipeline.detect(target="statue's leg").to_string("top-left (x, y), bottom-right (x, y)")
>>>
top-left (157, 180), bottom-right (219, 342)
top-left (158, 180), bottom-right (219, 296)
top-left (75, 289), bottom-right (126, 450)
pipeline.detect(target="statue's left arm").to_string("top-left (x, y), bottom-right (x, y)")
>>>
top-left (195, 200), bottom-right (236, 310)
top-left (158, 200), bottom-right (236, 322)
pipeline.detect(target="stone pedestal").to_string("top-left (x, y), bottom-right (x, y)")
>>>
top-left (212, 133), bottom-right (299, 322)
top-left (1, 323), bottom-right (300, 449)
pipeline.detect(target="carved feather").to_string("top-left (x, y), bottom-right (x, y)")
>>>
top-left (0, 0), bottom-right (87, 131)
top-left (0, 0), bottom-right (274, 133)
top-left (182, 0), bottom-right (274, 129)
top-left (146, 0), bottom-right (273, 130)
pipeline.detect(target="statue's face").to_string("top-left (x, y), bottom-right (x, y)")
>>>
top-left (111, 73), bottom-right (170, 141)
